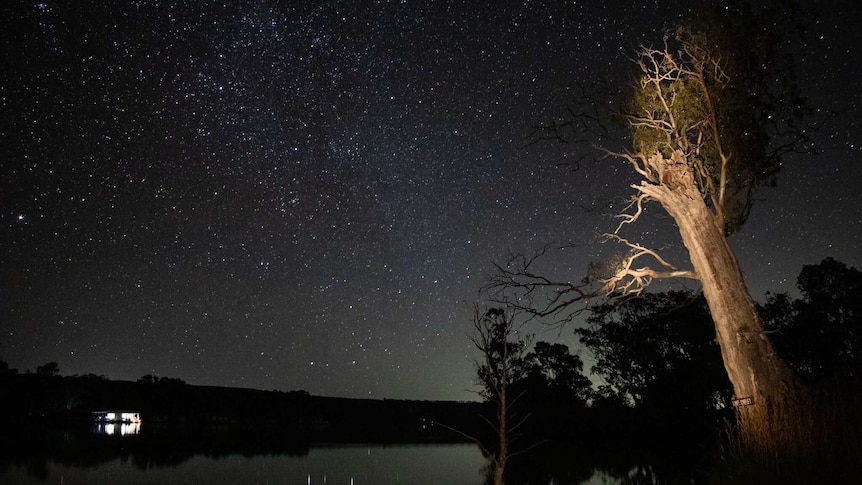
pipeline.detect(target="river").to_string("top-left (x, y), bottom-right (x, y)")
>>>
top-left (0, 424), bottom-right (698, 484)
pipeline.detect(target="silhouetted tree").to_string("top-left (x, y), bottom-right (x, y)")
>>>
top-left (470, 305), bottom-right (595, 482)
top-left (471, 306), bottom-right (528, 485)
top-left (503, 340), bottom-right (593, 444)
top-left (0, 358), bottom-right (16, 376)
top-left (137, 374), bottom-right (186, 385)
top-left (79, 373), bottom-right (108, 382)
top-left (761, 258), bottom-right (862, 376)
top-left (579, 292), bottom-right (732, 419)
top-left (523, 341), bottom-right (592, 405)
top-left (36, 361), bottom-right (59, 378)
top-left (138, 374), bottom-right (156, 384)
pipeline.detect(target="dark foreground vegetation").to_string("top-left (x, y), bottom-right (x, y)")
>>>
top-left (0, 367), bottom-right (490, 480)
top-left (0, 367), bottom-right (719, 484)
top-left (4, 373), bottom-right (482, 438)
top-left (472, 258), bottom-right (862, 484)
top-left (0, 368), bottom-right (487, 443)
top-left (2, 258), bottom-right (861, 484)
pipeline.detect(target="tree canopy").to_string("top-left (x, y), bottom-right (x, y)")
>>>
top-left (761, 258), bottom-right (862, 376)
top-left (579, 291), bottom-right (732, 414)
top-left (623, 2), bottom-right (811, 235)
top-left (491, 1), bottom-right (820, 456)
top-left (473, 309), bottom-right (592, 408)
top-left (35, 361), bottom-right (60, 378)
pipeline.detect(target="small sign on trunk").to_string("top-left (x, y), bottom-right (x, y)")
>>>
top-left (731, 396), bottom-right (753, 407)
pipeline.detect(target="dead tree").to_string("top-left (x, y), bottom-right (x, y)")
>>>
top-left (469, 306), bottom-right (531, 485)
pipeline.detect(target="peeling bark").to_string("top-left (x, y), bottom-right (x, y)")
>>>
top-left (637, 152), bottom-right (798, 451)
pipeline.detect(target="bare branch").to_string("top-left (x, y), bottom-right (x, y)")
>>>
top-left (601, 234), bottom-right (699, 296)
top-left (431, 420), bottom-right (492, 457)
top-left (484, 245), bottom-right (599, 325)
top-left (595, 148), bottom-right (655, 181)
top-left (612, 192), bottom-right (651, 234)
top-left (525, 83), bottom-right (610, 147)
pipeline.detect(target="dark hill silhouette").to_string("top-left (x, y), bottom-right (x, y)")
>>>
top-left (0, 371), bottom-right (487, 444)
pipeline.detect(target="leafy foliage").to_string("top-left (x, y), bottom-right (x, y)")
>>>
top-left (474, 309), bottom-right (592, 407)
top-left (579, 291), bottom-right (732, 413)
top-left (473, 308), bottom-right (529, 403)
top-left (761, 258), bottom-right (862, 376)
top-left (35, 361), bottom-right (60, 378)
top-left (0, 358), bottom-right (17, 376)
top-left (525, 342), bottom-right (593, 402)
top-left (137, 374), bottom-right (187, 386)
top-left (625, 3), bottom-right (811, 234)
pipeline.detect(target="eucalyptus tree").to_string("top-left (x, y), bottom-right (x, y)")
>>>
top-left (598, 14), bottom-right (815, 450)
top-left (490, 4), bottom-right (815, 453)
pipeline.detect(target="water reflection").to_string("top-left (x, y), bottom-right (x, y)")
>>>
top-left (1, 441), bottom-right (488, 485)
top-left (0, 425), bottom-right (708, 485)
top-left (94, 421), bottom-right (141, 436)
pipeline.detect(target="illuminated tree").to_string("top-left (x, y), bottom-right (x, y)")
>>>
top-left (494, 5), bottom-right (816, 454)
top-left (598, 19), bottom-right (813, 451)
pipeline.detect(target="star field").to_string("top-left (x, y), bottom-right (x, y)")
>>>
top-left (2, 1), bottom-right (860, 400)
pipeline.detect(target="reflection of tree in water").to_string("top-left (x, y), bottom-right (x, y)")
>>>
top-left (598, 465), bottom-right (664, 485)
top-left (497, 443), bottom-right (595, 485)
top-left (495, 442), bottom-right (710, 485)
top-left (591, 448), bottom-right (714, 485)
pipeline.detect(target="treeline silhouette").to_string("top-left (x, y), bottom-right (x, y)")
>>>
top-left (0, 368), bottom-right (487, 441)
top-left (3, 257), bottom-right (859, 483)
top-left (0, 364), bottom-right (490, 476)
top-left (476, 258), bottom-right (862, 483)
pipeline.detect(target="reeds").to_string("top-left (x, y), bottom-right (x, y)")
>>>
top-left (711, 376), bottom-right (862, 484)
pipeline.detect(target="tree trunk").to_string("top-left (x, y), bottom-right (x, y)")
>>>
top-left (493, 458), bottom-right (505, 485)
top-left (494, 380), bottom-right (507, 485)
top-left (638, 166), bottom-right (800, 454)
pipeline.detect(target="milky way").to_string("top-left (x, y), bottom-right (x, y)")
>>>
top-left (2, 1), bottom-right (860, 400)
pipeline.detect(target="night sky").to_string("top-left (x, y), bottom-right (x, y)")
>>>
top-left (2, 1), bottom-right (860, 401)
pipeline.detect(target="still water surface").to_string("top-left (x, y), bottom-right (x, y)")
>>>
top-left (0, 442), bottom-right (632, 485)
